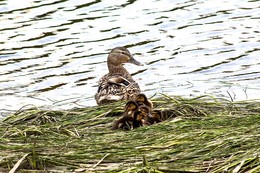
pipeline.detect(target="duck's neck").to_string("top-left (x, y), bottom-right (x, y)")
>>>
top-left (108, 63), bottom-right (132, 78)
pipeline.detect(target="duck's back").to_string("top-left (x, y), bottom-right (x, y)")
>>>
top-left (95, 74), bottom-right (141, 105)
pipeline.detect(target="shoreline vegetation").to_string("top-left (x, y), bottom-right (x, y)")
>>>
top-left (0, 94), bottom-right (259, 172)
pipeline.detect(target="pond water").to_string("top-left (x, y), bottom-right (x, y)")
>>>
top-left (0, 0), bottom-right (260, 117)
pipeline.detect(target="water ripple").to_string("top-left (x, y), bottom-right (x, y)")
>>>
top-left (1, 0), bottom-right (260, 117)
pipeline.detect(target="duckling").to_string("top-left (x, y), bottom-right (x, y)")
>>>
top-left (133, 110), bottom-right (145, 128)
top-left (95, 47), bottom-right (143, 105)
top-left (111, 101), bottom-right (139, 130)
top-left (111, 115), bottom-right (134, 130)
top-left (147, 110), bottom-right (163, 124)
top-left (133, 105), bottom-right (153, 127)
top-left (135, 93), bottom-right (153, 109)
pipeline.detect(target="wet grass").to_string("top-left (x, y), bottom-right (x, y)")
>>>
top-left (0, 95), bottom-right (259, 172)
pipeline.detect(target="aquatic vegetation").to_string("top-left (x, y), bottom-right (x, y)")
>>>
top-left (0, 94), bottom-right (259, 172)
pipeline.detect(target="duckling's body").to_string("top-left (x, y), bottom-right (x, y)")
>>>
top-left (95, 47), bottom-right (143, 105)
top-left (133, 105), bottom-right (153, 127)
top-left (111, 101), bottom-right (139, 130)
top-left (111, 116), bottom-right (134, 130)
top-left (133, 111), bottom-right (145, 128)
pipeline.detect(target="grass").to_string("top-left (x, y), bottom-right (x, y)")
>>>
top-left (0, 94), bottom-right (259, 172)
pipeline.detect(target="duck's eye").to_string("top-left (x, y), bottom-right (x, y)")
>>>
top-left (121, 51), bottom-right (127, 55)
top-left (120, 51), bottom-right (130, 57)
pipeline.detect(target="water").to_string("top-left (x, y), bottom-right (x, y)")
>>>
top-left (1, 0), bottom-right (260, 117)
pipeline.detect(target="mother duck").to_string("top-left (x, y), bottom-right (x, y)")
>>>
top-left (95, 47), bottom-right (143, 105)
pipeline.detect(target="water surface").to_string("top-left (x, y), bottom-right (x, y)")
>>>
top-left (1, 0), bottom-right (260, 117)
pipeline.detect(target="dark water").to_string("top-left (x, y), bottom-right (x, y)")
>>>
top-left (1, 0), bottom-right (260, 117)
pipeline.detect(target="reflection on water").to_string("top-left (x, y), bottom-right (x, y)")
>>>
top-left (0, 0), bottom-right (260, 117)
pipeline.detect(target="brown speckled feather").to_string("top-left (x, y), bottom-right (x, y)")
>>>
top-left (95, 74), bottom-right (141, 105)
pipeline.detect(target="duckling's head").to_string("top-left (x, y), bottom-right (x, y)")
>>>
top-left (135, 93), bottom-right (147, 103)
top-left (133, 106), bottom-right (151, 127)
top-left (152, 110), bottom-right (163, 119)
top-left (108, 47), bottom-right (143, 66)
top-left (139, 105), bottom-right (152, 118)
top-left (135, 93), bottom-right (153, 108)
top-left (124, 100), bottom-right (139, 116)
top-left (147, 110), bottom-right (163, 124)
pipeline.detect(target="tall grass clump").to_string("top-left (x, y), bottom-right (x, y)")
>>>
top-left (0, 94), bottom-right (259, 172)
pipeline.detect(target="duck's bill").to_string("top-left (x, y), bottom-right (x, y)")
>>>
top-left (130, 58), bottom-right (143, 66)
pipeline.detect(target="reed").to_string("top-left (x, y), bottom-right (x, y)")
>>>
top-left (0, 94), bottom-right (259, 172)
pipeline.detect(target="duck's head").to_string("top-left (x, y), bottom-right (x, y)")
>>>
top-left (108, 47), bottom-right (143, 66)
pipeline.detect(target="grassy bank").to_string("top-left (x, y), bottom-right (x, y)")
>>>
top-left (0, 95), bottom-right (259, 172)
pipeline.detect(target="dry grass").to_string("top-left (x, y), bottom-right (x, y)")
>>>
top-left (0, 94), bottom-right (259, 172)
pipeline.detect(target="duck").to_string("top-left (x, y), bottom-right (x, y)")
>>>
top-left (95, 47), bottom-right (143, 105)
top-left (111, 101), bottom-right (139, 130)
top-left (135, 93), bottom-right (153, 108)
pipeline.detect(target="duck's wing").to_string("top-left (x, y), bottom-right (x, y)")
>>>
top-left (95, 75), bottom-right (141, 105)
top-left (107, 76), bottom-right (131, 86)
